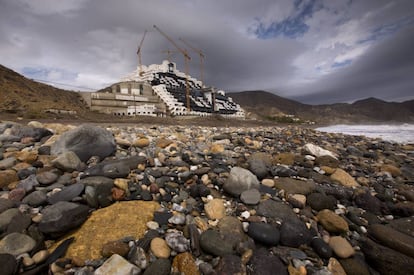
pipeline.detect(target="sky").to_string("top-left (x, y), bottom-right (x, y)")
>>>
top-left (1, 0), bottom-right (413, 104)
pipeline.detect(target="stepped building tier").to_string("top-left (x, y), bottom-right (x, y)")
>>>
top-left (81, 60), bottom-right (245, 118)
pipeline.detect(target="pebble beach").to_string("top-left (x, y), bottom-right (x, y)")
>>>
top-left (0, 120), bottom-right (414, 275)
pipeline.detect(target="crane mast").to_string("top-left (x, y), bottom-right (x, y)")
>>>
top-left (153, 25), bottom-right (191, 112)
top-left (136, 30), bottom-right (147, 76)
top-left (179, 38), bottom-right (205, 85)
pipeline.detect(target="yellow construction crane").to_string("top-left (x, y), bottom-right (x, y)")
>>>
top-left (179, 38), bottom-right (205, 85)
top-left (153, 25), bottom-right (191, 111)
top-left (136, 30), bottom-right (147, 76)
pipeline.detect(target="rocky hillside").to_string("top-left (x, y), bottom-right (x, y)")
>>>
top-left (0, 64), bottom-right (87, 119)
top-left (231, 91), bottom-right (414, 123)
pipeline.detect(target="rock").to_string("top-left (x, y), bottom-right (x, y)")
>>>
top-left (339, 256), bottom-right (371, 275)
top-left (0, 253), bottom-right (17, 275)
top-left (223, 167), bottom-right (260, 197)
top-left (15, 151), bottom-right (38, 163)
top-left (287, 194), bottom-right (306, 209)
top-left (101, 240), bottom-right (130, 258)
top-left (311, 237), bottom-right (332, 259)
top-left (36, 171), bottom-right (59, 185)
top-left (0, 232), bottom-right (36, 256)
top-left (0, 208), bottom-right (20, 232)
top-left (49, 201), bottom-right (159, 262)
top-left (247, 222), bottom-right (280, 246)
top-left (391, 201), bottom-right (414, 217)
top-left (8, 188), bottom-right (25, 201)
top-left (330, 168), bottom-right (360, 188)
top-left (134, 138), bottom-right (150, 148)
top-left (329, 236), bottom-right (355, 258)
top-left (280, 218), bottom-right (312, 247)
top-left (83, 155), bottom-right (146, 178)
top-left (217, 216), bottom-right (246, 249)
top-left (143, 258), bottom-right (171, 275)
top-left (200, 229), bottom-right (234, 256)
top-left (17, 174), bottom-right (39, 192)
top-left (210, 143), bottom-right (225, 154)
top-left (128, 246), bottom-right (148, 269)
top-left (274, 178), bottom-right (316, 195)
top-left (248, 247), bottom-right (288, 275)
top-left (388, 217), bottom-right (414, 237)
top-left (315, 155), bottom-right (340, 168)
top-left (165, 231), bottom-right (189, 253)
top-left (150, 237), bottom-right (171, 258)
top-left (381, 164), bottom-right (402, 177)
top-left (216, 254), bottom-right (245, 274)
top-left (47, 183), bottom-right (85, 204)
top-left (95, 254), bottom-right (140, 275)
top-left (172, 252), bottom-right (200, 275)
top-left (38, 201), bottom-right (90, 236)
top-left (369, 224), bottom-right (414, 258)
top-left (361, 238), bottom-right (414, 275)
top-left (0, 170), bottom-right (18, 188)
top-left (32, 249), bottom-right (49, 264)
top-left (354, 191), bottom-right (384, 215)
top-left (0, 198), bottom-right (15, 214)
top-left (240, 188), bottom-right (261, 205)
top-left (51, 125), bottom-right (116, 162)
top-left (6, 124), bottom-right (52, 142)
top-left (261, 178), bottom-right (275, 188)
top-left (204, 198), bottom-right (225, 220)
top-left (316, 209), bottom-right (349, 233)
top-left (328, 257), bottom-right (346, 275)
top-left (274, 152), bottom-right (295, 165)
top-left (0, 157), bottom-right (16, 170)
top-left (52, 151), bottom-right (82, 172)
top-left (5, 212), bottom-right (31, 234)
top-left (303, 143), bottom-right (337, 159)
top-left (256, 200), bottom-right (297, 222)
top-left (307, 192), bottom-right (337, 211)
top-left (248, 152), bottom-right (272, 179)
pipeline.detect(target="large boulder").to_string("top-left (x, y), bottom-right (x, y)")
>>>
top-left (51, 125), bottom-right (116, 162)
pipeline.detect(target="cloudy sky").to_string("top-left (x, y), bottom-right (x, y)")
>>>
top-left (1, 0), bottom-right (413, 104)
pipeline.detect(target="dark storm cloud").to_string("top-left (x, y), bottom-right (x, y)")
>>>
top-left (0, 0), bottom-right (413, 103)
top-left (292, 26), bottom-right (414, 104)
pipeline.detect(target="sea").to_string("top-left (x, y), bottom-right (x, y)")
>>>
top-left (316, 124), bottom-right (414, 144)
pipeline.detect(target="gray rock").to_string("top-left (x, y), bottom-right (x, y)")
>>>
top-left (256, 200), bottom-right (297, 222)
top-left (17, 174), bottom-right (39, 192)
top-left (165, 231), bottom-right (189, 253)
top-left (80, 176), bottom-right (114, 186)
top-left (36, 171), bottom-right (59, 185)
top-left (0, 208), bottom-right (20, 232)
top-left (249, 247), bottom-right (288, 275)
top-left (200, 229), bottom-right (234, 256)
top-left (83, 156), bottom-right (146, 178)
top-left (240, 188), bottom-right (261, 205)
top-left (95, 254), bottom-right (140, 275)
top-left (307, 192), bottom-right (337, 211)
top-left (354, 191), bottom-right (384, 215)
top-left (51, 125), bottom-right (116, 162)
top-left (315, 155), bottom-right (340, 168)
top-left (143, 258), bottom-right (171, 275)
top-left (22, 190), bottom-right (47, 206)
top-left (247, 222), bottom-right (280, 246)
top-left (6, 124), bottom-right (52, 142)
top-left (0, 199), bottom-right (15, 214)
top-left (280, 218), bottom-right (312, 247)
top-left (388, 217), bottom-right (414, 237)
top-left (47, 183), bottom-right (85, 204)
top-left (38, 201), bottom-right (89, 236)
top-left (361, 238), bottom-right (414, 275)
top-left (52, 151), bottom-right (82, 172)
top-left (0, 232), bottom-right (36, 256)
top-left (216, 254), bottom-right (245, 274)
top-left (248, 158), bottom-right (268, 179)
top-left (0, 253), bottom-right (17, 275)
top-left (5, 212), bottom-right (31, 234)
top-left (271, 165), bottom-right (297, 177)
top-left (223, 167), bottom-right (260, 197)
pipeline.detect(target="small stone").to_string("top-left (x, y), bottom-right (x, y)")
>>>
top-left (223, 167), bottom-right (260, 197)
top-left (216, 254), bottom-right (246, 274)
top-left (168, 213), bottom-right (186, 225)
top-left (311, 237), bottom-right (332, 259)
top-left (199, 229), bottom-right (234, 256)
top-left (52, 151), bottom-right (82, 172)
top-left (240, 188), bottom-right (261, 205)
top-left (172, 252), bottom-right (200, 275)
top-left (328, 257), bottom-right (347, 275)
top-left (143, 258), bottom-right (171, 275)
top-left (150, 237), bottom-right (171, 258)
top-left (330, 168), bottom-right (360, 188)
top-left (247, 222), bottom-right (280, 246)
top-left (274, 177), bottom-right (316, 195)
top-left (287, 194), bottom-right (306, 209)
top-left (307, 192), bottom-right (337, 211)
top-left (210, 143), bottom-right (225, 154)
top-left (165, 231), bottom-right (189, 253)
top-left (0, 232), bottom-right (36, 256)
top-left (0, 170), bottom-right (18, 188)
top-left (303, 143), bottom-right (337, 159)
top-left (317, 209), bottom-right (349, 233)
top-left (22, 190), bottom-right (47, 207)
top-left (128, 245), bottom-right (148, 269)
top-left (280, 218), bottom-right (312, 248)
top-left (0, 253), bottom-right (17, 275)
top-left (329, 236), bottom-right (355, 258)
top-left (147, 221), bottom-right (159, 230)
top-left (134, 138), bottom-right (150, 148)
top-left (32, 250), bottom-right (49, 264)
top-left (381, 164), bottom-right (402, 177)
top-left (22, 255), bottom-right (35, 267)
top-left (95, 254), bottom-right (140, 275)
top-left (36, 171), bottom-right (59, 185)
top-left (261, 178), bottom-right (275, 187)
top-left (101, 240), bottom-right (130, 258)
top-left (204, 198), bottom-right (225, 220)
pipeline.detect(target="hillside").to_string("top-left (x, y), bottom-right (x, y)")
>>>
top-left (230, 91), bottom-right (414, 123)
top-left (0, 64), bottom-right (87, 119)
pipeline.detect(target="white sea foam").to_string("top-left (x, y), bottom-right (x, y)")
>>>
top-left (316, 124), bottom-right (414, 144)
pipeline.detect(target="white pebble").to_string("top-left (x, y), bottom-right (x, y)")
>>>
top-left (293, 208), bottom-right (300, 214)
top-left (206, 195), bottom-right (214, 201)
top-left (146, 221), bottom-right (159, 230)
top-left (384, 215), bottom-right (394, 220)
top-left (240, 211), bottom-right (250, 219)
top-left (242, 222), bottom-right (249, 232)
top-left (360, 226), bottom-right (367, 234)
top-left (190, 165), bottom-right (198, 171)
top-left (305, 155), bottom-right (316, 161)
